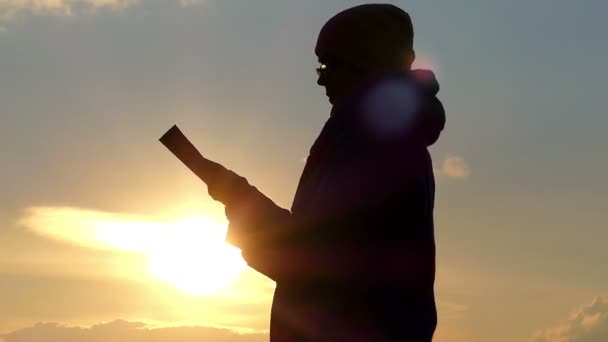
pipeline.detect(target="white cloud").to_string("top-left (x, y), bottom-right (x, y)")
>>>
top-left (1, 320), bottom-right (268, 342)
top-left (440, 155), bottom-right (471, 179)
top-left (0, 0), bottom-right (208, 19)
top-left (0, 0), bottom-right (139, 19)
top-left (530, 296), bottom-right (608, 342)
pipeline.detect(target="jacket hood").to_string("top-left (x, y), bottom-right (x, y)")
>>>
top-left (348, 69), bottom-right (446, 147)
top-left (410, 69), bottom-right (445, 146)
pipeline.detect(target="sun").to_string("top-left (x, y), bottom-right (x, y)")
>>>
top-left (145, 216), bottom-right (248, 295)
top-left (92, 214), bottom-right (248, 295)
top-left (18, 207), bottom-right (248, 295)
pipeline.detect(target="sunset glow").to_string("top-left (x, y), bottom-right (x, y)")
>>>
top-left (2, 1), bottom-right (607, 340)
top-left (19, 207), bottom-right (248, 295)
top-left (144, 217), bottom-right (247, 295)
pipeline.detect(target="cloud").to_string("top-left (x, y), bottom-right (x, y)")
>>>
top-left (0, 0), bottom-right (208, 19)
top-left (530, 296), bottom-right (608, 342)
top-left (17, 206), bottom-right (230, 253)
top-left (16, 206), bottom-right (249, 295)
top-left (178, 0), bottom-right (206, 7)
top-left (437, 300), bottom-right (470, 320)
top-left (438, 155), bottom-right (471, 179)
top-left (1, 320), bottom-right (268, 342)
top-left (0, 0), bottom-right (139, 19)
top-left (0, 272), bottom-right (273, 334)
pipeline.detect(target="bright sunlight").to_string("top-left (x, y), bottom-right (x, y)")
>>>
top-left (19, 207), bottom-right (248, 295)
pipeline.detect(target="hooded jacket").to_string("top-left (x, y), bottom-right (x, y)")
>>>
top-left (223, 70), bottom-right (445, 341)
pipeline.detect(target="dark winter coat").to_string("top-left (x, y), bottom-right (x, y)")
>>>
top-left (223, 69), bottom-right (445, 341)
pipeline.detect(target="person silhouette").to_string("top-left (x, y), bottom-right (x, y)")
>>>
top-left (205, 3), bottom-right (445, 341)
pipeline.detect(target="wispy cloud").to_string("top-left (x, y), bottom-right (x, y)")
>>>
top-left (0, 0), bottom-right (139, 19)
top-left (1, 320), bottom-right (268, 342)
top-left (437, 300), bottom-right (470, 320)
top-left (17, 206), bottom-right (246, 295)
top-left (178, 0), bottom-right (206, 7)
top-left (435, 155), bottom-right (471, 180)
top-left (17, 206), bottom-right (230, 252)
top-left (0, 0), bottom-right (208, 20)
top-left (530, 296), bottom-right (608, 342)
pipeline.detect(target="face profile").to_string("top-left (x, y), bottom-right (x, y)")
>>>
top-left (314, 4), bottom-right (416, 108)
top-left (315, 56), bottom-right (368, 105)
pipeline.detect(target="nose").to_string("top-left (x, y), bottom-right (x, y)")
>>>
top-left (317, 74), bottom-right (325, 86)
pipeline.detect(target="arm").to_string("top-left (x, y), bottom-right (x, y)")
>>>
top-left (219, 178), bottom-right (294, 250)
top-left (243, 203), bottom-right (435, 288)
top-left (234, 136), bottom-right (436, 289)
top-left (225, 75), bottom-right (443, 285)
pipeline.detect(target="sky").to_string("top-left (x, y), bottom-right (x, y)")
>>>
top-left (0, 0), bottom-right (607, 341)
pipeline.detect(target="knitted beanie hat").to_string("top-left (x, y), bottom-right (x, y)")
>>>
top-left (315, 4), bottom-right (414, 72)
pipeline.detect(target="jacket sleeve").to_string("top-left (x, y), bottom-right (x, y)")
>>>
top-left (218, 178), bottom-right (293, 251)
top-left (240, 194), bottom-right (435, 290)
top-left (225, 77), bottom-right (443, 285)
top-left (228, 132), bottom-right (436, 289)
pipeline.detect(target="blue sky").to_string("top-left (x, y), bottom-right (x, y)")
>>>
top-left (1, 1), bottom-right (607, 341)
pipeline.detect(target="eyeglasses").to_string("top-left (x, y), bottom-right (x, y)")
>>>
top-left (316, 60), bottom-right (365, 78)
top-left (315, 63), bottom-right (329, 78)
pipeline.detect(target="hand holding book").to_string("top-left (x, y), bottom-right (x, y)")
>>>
top-left (159, 125), bottom-right (249, 207)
